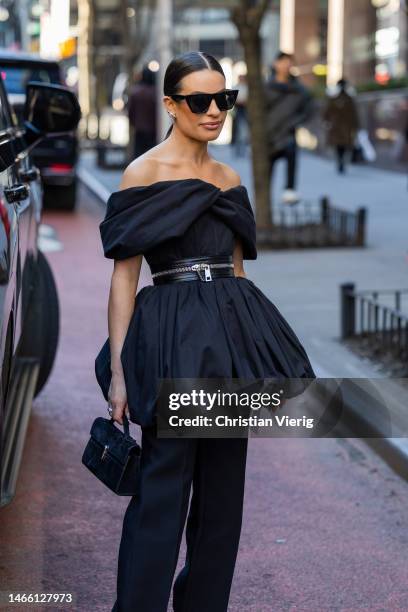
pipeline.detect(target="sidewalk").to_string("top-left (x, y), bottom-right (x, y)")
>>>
top-left (79, 145), bottom-right (408, 474)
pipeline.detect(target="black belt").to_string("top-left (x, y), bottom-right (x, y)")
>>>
top-left (151, 255), bottom-right (235, 285)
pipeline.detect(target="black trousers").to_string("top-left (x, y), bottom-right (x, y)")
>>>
top-left (231, 105), bottom-right (248, 157)
top-left (111, 425), bottom-right (249, 612)
top-left (336, 145), bottom-right (349, 173)
top-left (268, 141), bottom-right (297, 189)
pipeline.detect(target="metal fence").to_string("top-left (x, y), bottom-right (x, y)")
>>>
top-left (341, 283), bottom-right (408, 362)
top-left (257, 196), bottom-right (366, 248)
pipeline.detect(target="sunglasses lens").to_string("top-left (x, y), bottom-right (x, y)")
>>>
top-left (188, 94), bottom-right (212, 113)
top-left (216, 91), bottom-right (238, 111)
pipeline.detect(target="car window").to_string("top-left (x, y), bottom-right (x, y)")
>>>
top-left (0, 63), bottom-right (61, 94)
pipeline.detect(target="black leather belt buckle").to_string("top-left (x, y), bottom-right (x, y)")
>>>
top-left (151, 255), bottom-right (234, 285)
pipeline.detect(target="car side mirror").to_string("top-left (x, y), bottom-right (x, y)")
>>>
top-left (23, 81), bottom-right (81, 146)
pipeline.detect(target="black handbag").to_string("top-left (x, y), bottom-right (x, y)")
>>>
top-left (82, 413), bottom-right (141, 496)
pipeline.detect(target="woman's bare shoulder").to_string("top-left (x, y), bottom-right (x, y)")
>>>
top-left (213, 161), bottom-right (242, 190)
top-left (119, 154), bottom-right (162, 190)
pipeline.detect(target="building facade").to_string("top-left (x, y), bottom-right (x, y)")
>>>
top-left (280, 0), bottom-right (408, 88)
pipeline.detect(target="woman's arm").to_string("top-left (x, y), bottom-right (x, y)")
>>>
top-left (233, 238), bottom-right (246, 278)
top-left (108, 161), bottom-right (150, 424)
top-left (108, 255), bottom-right (142, 425)
top-left (108, 255), bottom-right (142, 376)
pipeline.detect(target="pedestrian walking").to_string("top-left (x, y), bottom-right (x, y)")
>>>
top-left (127, 65), bottom-right (157, 159)
top-left (231, 73), bottom-right (248, 157)
top-left (95, 50), bottom-right (316, 612)
top-left (323, 78), bottom-right (360, 174)
top-left (265, 51), bottom-right (314, 204)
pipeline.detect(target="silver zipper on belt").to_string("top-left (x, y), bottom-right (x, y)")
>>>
top-left (151, 262), bottom-right (234, 282)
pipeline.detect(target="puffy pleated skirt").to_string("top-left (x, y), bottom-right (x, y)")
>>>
top-left (95, 276), bottom-right (316, 427)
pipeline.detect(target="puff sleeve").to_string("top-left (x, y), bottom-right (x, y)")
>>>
top-left (212, 188), bottom-right (257, 260)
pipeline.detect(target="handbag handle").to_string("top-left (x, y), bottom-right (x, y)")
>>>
top-left (110, 413), bottom-right (130, 437)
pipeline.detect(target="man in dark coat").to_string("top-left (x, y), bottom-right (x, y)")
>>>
top-left (323, 78), bottom-right (360, 174)
top-left (127, 65), bottom-right (157, 159)
top-left (265, 51), bottom-right (314, 204)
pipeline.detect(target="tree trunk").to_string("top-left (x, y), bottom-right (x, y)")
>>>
top-left (241, 29), bottom-right (272, 228)
top-left (77, 0), bottom-right (95, 133)
top-left (120, 0), bottom-right (156, 162)
top-left (231, 1), bottom-right (273, 229)
top-left (121, 0), bottom-right (156, 78)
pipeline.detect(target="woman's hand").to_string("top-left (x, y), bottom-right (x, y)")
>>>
top-left (108, 372), bottom-right (129, 426)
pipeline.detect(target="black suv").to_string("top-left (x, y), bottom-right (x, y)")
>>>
top-left (0, 78), bottom-right (81, 507)
top-left (0, 51), bottom-right (79, 211)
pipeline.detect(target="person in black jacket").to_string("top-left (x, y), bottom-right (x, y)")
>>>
top-left (127, 66), bottom-right (157, 159)
top-left (265, 51), bottom-right (314, 204)
top-left (323, 78), bottom-right (360, 174)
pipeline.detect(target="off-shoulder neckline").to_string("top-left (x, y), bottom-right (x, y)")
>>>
top-left (112, 177), bottom-right (248, 195)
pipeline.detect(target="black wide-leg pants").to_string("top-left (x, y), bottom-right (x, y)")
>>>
top-left (111, 425), bottom-right (248, 612)
top-left (268, 141), bottom-right (298, 190)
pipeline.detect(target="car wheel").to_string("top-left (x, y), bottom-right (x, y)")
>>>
top-left (17, 250), bottom-right (60, 397)
top-left (19, 250), bottom-right (60, 397)
top-left (43, 179), bottom-right (77, 211)
top-left (34, 250), bottom-right (59, 397)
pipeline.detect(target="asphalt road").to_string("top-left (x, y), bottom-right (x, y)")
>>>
top-left (1, 185), bottom-right (408, 612)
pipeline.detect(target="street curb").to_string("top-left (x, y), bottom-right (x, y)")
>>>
top-left (78, 166), bottom-right (110, 204)
top-left (315, 378), bottom-right (408, 481)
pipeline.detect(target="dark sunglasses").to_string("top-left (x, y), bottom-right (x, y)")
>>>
top-left (169, 89), bottom-right (239, 114)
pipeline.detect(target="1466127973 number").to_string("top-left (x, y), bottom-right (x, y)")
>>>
top-left (1, 592), bottom-right (75, 606)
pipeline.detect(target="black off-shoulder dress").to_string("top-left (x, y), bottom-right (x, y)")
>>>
top-left (95, 178), bottom-right (316, 427)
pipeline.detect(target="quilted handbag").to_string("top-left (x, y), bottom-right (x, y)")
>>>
top-left (82, 413), bottom-right (141, 496)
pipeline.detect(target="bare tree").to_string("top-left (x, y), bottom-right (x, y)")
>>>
top-left (120, 0), bottom-right (157, 83)
top-left (231, 0), bottom-right (273, 229)
top-left (77, 0), bottom-right (95, 127)
top-left (119, 0), bottom-right (156, 159)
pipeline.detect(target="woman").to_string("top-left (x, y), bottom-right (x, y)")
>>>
top-left (95, 51), bottom-right (316, 612)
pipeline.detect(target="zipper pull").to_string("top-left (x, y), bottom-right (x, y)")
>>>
top-left (203, 264), bottom-right (212, 281)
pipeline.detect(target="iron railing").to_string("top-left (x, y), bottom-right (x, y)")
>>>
top-left (257, 196), bottom-right (366, 248)
top-left (341, 283), bottom-right (408, 362)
